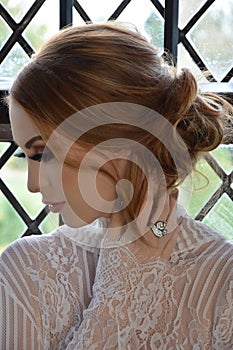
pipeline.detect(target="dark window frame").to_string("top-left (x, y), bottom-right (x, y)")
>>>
top-left (0, 0), bottom-right (232, 237)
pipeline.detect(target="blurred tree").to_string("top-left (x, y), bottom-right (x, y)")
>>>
top-left (144, 0), bottom-right (233, 81)
top-left (0, 0), bottom-right (48, 77)
top-left (144, 11), bottom-right (164, 53)
top-left (190, 3), bottom-right (233, 80)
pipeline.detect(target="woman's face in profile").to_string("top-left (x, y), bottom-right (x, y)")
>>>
top-left (9, 100), bottom-right (118, 227)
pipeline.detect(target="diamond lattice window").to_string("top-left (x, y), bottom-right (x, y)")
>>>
top-left (0, 0), bottom-right (232, 250)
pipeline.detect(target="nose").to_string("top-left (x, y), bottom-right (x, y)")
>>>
top-left (27, 161), bottom-right (40, 193)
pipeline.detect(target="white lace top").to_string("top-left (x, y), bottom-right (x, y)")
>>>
top-left (0, 213), bottom-right (232, 349)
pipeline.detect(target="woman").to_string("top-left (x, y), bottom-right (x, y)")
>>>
top-left (0, 22), bottom-right (233, 349)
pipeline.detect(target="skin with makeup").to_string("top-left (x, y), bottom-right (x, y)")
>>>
top-left (10, 100), bottom-right (173, 253)
top-left (11, 100), bottom-right (117, 227)
top-left (0, 23), bottom-right (233, 349)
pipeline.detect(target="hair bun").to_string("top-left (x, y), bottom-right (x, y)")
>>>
top-left (158, 67), bottom-right (229, 179)
top-left (158, 68), bottom-right (198, 125)
top-left (173, 68), bottom-right (198, 116)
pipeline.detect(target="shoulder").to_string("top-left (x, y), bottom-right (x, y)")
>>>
top-left (181, 213), bottom-right (233, 249)
top-left (0, 226), bottom-right (62, 266)
top-left (178, 214), bottom-right (233, 273)
top-left (0, 225), bottom-right (99, 273)
top-left (0, 227), bottom-right (60, 286)
top-left (0, 225), bottom-right (99, 304)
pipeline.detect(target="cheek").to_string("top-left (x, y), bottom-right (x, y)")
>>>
top-left (62, 167), bottom-right (95, 202)
top-left (60, 165), bottom-right (117, 214)
top-left (61, 166), bottom-right (96, 217)
top-left (61, 167), bottom-right (79, 197)
top-left (40, 161), bottom-right (61, 187)
top-left (62, 166), bottom-right (84, 210)
top-left (61, 166), bottom-right (99, 210)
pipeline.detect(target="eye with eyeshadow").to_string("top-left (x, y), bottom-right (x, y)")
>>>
top-left (14, 148), bottom-right (54, 163)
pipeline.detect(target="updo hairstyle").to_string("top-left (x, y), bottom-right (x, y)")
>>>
top-left (9, 22), bottom-right (233, 221)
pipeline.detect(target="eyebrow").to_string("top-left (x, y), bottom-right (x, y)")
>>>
top-left (24, 136), bottom-right (43, 149)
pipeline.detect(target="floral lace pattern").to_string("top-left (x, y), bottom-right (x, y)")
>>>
top-left (0, 214), bottom-right (233, 349)
top-left (63, 217), bottom-right (233, 349)
top-left (0, 221), bottom-right (101, 349)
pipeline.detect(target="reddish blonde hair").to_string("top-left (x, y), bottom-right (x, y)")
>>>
top-left (9, 22), bottom-right (232, 222)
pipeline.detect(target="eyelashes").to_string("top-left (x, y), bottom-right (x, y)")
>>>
top-left (14, 149), bottom-right (54, 163)
top-left (14, 151), bottom-right (26, 159)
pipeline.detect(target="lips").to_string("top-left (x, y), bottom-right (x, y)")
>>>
top-left (43, 201), bottom-right (66, 213)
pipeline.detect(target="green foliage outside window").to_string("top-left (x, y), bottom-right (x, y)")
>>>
top-left (0, 143), bottom-right (232, 253)
top-left (0, 0), bottom-right (232, 252)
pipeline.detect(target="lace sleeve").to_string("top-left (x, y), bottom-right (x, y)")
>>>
top-left (213, 272), bottom-right (233, 349)
top-left (0, 241), bottom-right (43, 350)
top-left (0, 229), bottom-right (101, 350)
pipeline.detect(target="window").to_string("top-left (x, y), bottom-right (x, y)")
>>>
top-left (0, 0), bottom-right (232, 250)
